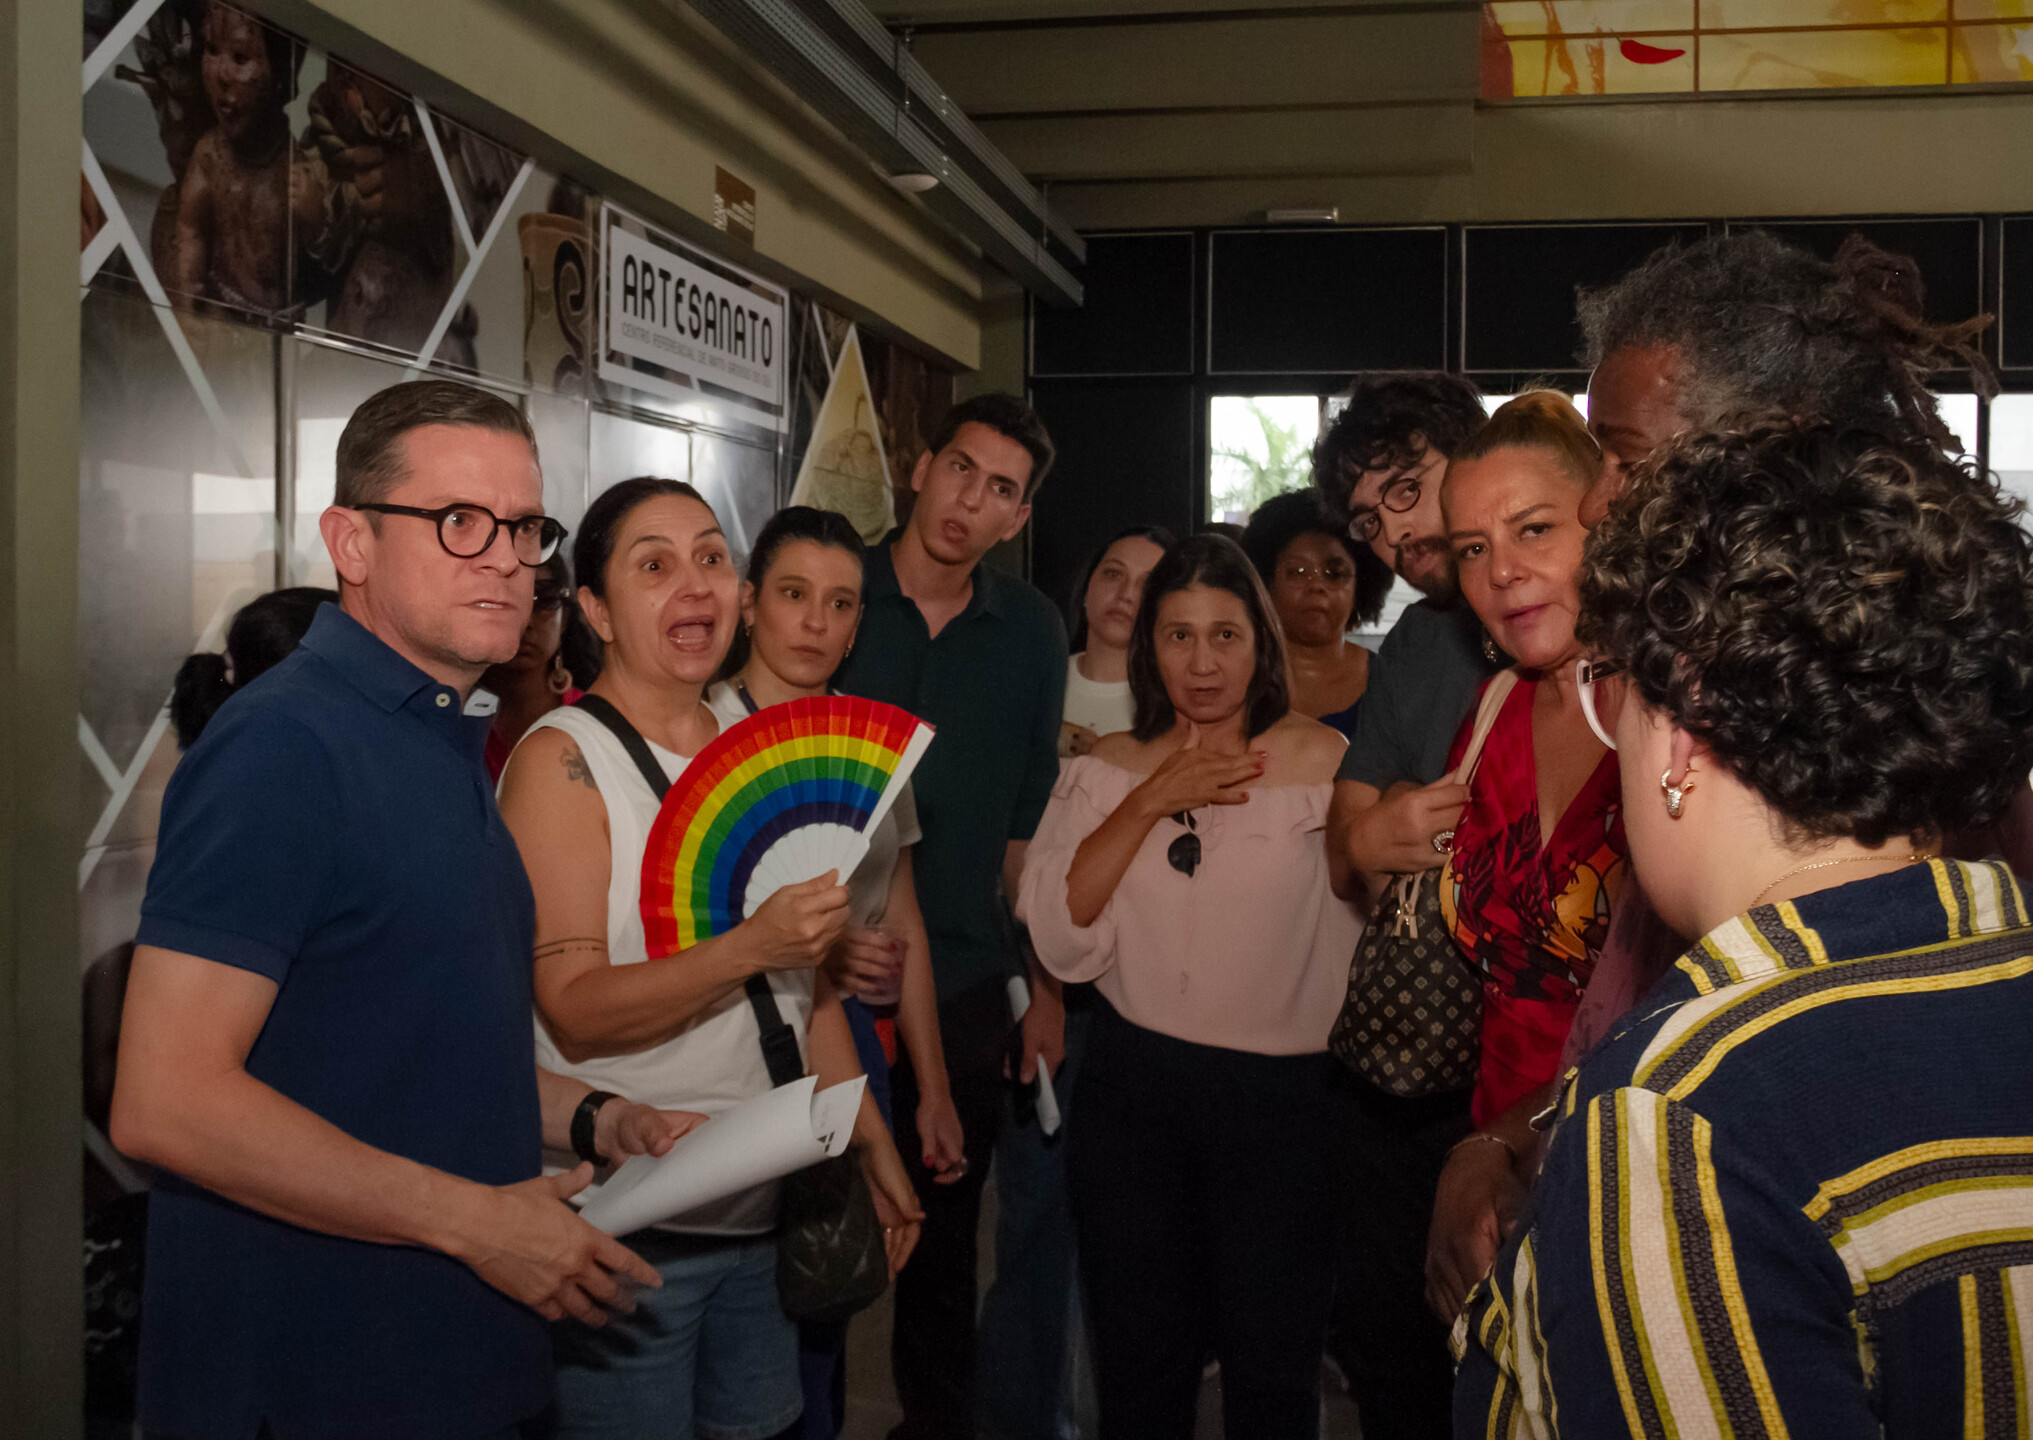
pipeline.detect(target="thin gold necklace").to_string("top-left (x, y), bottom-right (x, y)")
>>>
top-left (1751, 852), bottom-right (1931, 908)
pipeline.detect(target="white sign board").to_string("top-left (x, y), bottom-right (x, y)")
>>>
top-left (600, 205), bottom-right (786, 419)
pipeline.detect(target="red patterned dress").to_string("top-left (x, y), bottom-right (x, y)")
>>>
top-left (1439, 675), bottom-right (1627, 1128)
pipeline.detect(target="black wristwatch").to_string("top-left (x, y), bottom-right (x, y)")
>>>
top-left (571, 1090), bottom-right (622, 1166)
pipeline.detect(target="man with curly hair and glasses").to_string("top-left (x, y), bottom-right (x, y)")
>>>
top-left (1313, 372), bottom-right (1505, 1440)
top-left (1454, 420), bottom-right (2033, 1438)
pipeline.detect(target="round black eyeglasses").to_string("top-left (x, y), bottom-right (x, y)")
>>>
top-left (1346, 474), bottom-right (1424, 543)
top-left (354, 502), bottom-right (567, 566)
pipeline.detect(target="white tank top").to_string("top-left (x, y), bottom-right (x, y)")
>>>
top-left (520, 703), bottom-right (814, 1235)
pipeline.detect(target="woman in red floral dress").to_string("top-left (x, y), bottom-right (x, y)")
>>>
top-left (1423, 392), bottom-right (1630, 1320)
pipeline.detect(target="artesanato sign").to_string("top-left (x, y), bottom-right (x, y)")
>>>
top-left (600, 204), bottom-right (786, 420)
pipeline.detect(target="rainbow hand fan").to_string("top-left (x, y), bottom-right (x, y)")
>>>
top-left (640, 695), bottom-right (934, 957)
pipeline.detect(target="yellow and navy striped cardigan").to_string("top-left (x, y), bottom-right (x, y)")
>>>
top-left (1453, 857), bottom-right (2033, 1439)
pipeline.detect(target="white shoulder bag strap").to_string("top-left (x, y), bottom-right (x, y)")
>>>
top-left (1390, 668), bottom-right (1520, 939)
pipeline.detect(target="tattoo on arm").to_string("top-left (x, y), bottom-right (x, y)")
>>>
top-left (561, 743), bottom-right (598, 792)
top-left (534, 937), bottom-right (608, 961)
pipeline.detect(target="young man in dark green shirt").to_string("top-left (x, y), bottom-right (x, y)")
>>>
top-left (832, 392), bottom-right (1067, 1440)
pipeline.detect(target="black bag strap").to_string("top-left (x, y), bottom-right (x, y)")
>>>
top-left (743, 973), bottom-right (807, 1088)
top-left (572, 694), bottom-right (672, 801)
top-left (571, 692), bottom-right (805, 1088)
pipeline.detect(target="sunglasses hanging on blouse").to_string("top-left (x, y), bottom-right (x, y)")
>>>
top-left (1168, 811), bottom-right (1200, 877)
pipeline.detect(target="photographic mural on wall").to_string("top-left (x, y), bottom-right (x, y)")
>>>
top-left (77, 5), bottom-right (957, 1427)
top-left (73, 4), bottom-right (960, 951)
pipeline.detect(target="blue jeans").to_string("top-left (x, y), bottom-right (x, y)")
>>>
top-left (548, 1232), bottom-right (800, 1440)
top-left (975, 1001), bottom-right (1094, 1440)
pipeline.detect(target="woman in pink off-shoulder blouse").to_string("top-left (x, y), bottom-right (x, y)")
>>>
top-left (1016, 533), bottom-right (1362, 1440)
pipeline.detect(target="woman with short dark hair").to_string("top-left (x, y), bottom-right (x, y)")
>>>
top-left (1017, 533), bottom-right (1361, 1439)
top-left (1457, 420), bottom-right (2033, 1436)
top-left (1241, 490), bottom-right (1394, 737)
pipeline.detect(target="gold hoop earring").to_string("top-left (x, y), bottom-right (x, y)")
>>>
top-left (1660, 767), bottom-right (1695, 820)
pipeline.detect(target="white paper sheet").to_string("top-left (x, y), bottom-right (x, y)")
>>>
top-left (577, 1075), bottom-right (867, 1236)
top-left (1005, 976), bottom-right (1062, 1136)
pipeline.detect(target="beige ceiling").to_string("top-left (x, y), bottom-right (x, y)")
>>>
top-left (867, 1), bottom-right (1482, 224)
top-left (860, 2), bottom-right (2033, 243)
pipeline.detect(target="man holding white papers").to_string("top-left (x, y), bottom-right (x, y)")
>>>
top-left (112, 382), bottom-right (682, 1440)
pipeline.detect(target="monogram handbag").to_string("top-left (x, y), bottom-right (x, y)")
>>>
top-left (1329, 671), bottom-right (1517, 1097)
top-left (575, 695), bottom-right (890, 1325)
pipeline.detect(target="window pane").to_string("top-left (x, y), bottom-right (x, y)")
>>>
top-left (1702, 27), bottom-right (1951, 89)
top-left (1361, 577), bottom-right (1426, 647)
top-left (1487, 1), bottom-right (1694, 36)
top-left (1500, 35), bottom-right (1695, 94)
top-left (1481, 392), bottom-right (1591, 419)
top-left (1958, 0), bottom-right (2033, 19)
top-left (1954, 21), bottom-right (2033, 79)
top-left (1705, 0), bottom-right (1946, 23)
top-left (1989, 395), bottom-right (2033, 516)
top-left (1208, 396), bottom-right (1320, 526)
top-left (1935, 392), bottom-right (1980, 457)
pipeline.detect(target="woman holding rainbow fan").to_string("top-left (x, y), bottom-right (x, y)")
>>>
top-left (497, 478), bottom-right (921, 1440)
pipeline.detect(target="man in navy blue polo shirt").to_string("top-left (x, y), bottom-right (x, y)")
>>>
top-left (833, 393), bottom-right (1068, 1440)
top-left (111, 381), bottom-right (666, 1440)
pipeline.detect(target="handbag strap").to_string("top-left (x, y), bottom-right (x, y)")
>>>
top-left (572, 693), bottom-right (805, 1088)
top-left (1388, 669), bottom-right (1521, 938)
top-left (1449, 668), bottom-right (1520, 788)
top-left (573, 693), bottom-right (673, 801)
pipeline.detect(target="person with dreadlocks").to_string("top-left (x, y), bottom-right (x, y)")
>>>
top-left (1578, 228), bottom-right (1995, 521)
top-left (1424, 227), bottom-right (2026, 1342)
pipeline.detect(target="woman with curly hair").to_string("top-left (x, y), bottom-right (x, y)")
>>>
top-left (1455, 421), bottom-right (2033, 1437)
top-left (1409, 393), bottom-right (1632, 1322)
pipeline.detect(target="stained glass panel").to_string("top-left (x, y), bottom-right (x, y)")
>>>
top-left (1703, 0), bottom-right (1946, 24)
top-left (1481, 0), bottom-right (2033, 94)
top-left (1702, 27), bottom-right (1951, 89)
top-left (1955, 22), bottom-right (2033, 78)
top-left (1502, 35), bottom-right (1695, 94)
top-left (1486, 2), bottom-right (1694, 37)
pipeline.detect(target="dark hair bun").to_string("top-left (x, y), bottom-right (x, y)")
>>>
top-left (170, 652), bottom-right (234, 751)
top-left (171, 586), bottom-right (335, 749)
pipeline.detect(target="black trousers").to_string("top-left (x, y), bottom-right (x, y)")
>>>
top-left (886, 977), bottom-right (1011, 1440)
top-left (1328, 1077), bottom-right (1473, 1440)
top-left (1067, 1002), bottom-right (1354, 1440)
